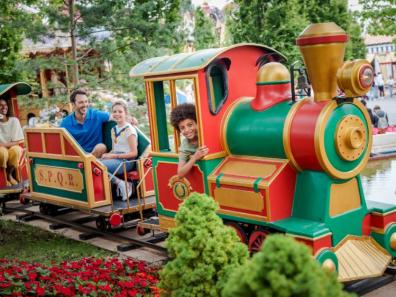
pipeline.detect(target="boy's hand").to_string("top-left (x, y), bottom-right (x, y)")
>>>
top-left (193, 146), bottom-right (209, 161)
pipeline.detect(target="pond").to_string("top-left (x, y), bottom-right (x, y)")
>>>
top-left (360, 158), bottom-right (396, 204)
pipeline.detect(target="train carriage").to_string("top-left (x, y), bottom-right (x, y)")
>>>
top-left (22, 122), bottom-right (156, 230)
top-left (0, 82), bottom-right (32, 202)
top-left (130, 23), bottom-right (396, 282)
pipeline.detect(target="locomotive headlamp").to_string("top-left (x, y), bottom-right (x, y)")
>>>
top-left (337, 60), bottom-right (374, 98)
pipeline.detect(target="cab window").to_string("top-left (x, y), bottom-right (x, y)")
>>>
top-left (151, 78), bottom-right (197, 153)
top-left (206, 59), bottom-right (229, 114)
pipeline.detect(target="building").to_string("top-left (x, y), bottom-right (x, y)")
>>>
top-left (365, 35), bottom-right (396, 79)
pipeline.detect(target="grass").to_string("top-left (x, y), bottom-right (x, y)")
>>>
top-left (0, 219), bottom-right (114, 265)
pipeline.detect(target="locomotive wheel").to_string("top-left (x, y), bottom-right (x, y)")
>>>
top-left (95, 217), bottom-right (110, 231)
top-left (225, 221), bottom-right (248, 244)
top-left (39, 203), bottom-right (50, 215)
top-left (39, 203), bottom-right (58, 216)
top-left (248, 230), bottom-right (269, 253)
top-left (136, 225), bottom-right (149, 236)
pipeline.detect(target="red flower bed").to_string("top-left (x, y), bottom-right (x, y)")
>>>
top-left (0, 257), bottom-right (160, 296)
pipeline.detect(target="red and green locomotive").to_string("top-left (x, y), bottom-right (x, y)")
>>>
top-left (131, 23), bottom-right (396, 282)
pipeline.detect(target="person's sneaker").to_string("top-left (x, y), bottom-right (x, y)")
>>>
top-left (117, 181), bottom-right (133, 201)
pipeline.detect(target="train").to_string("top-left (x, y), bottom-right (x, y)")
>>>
top-left (130, 22), bottom-right (395, 282)
top-left (2, 22), bottom-right (395, 282)
top-left (0, 82), bottom-right (32, 203)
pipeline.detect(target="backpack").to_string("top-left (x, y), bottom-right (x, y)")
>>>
top-left (377, 114), bottom-right (388, 129)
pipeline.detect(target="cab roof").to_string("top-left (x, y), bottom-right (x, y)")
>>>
top-left (129, 43), bottom-right (286, 78)
top-left (0, 82), bottom-right (32, 97)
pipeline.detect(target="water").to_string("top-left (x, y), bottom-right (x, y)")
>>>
top-left (360, 158), bottom-right (396, 204)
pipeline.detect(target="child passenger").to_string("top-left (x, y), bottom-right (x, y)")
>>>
top-left (101, 100), bottom-right (137, 201)
top-left (170, 103), bottom-right (209, 178)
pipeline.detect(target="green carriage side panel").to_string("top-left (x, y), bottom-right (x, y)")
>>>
top-left (30, 158), bottom-right (87, 201)
top-left (103, 121), bottom-right (151, 157)
top-left (129, 44), bottom-right (287, 78)
top-left (292, 170), bottom-right (367, 245)
top-left (324, 103), bottom-right (370, 172)
top-left (226, 100), bottom-right (291, 158)
top-left (103, 121), bottom-right (116, 152)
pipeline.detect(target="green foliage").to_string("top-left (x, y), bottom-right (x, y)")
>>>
top-left (228, 0), bottom-right (309, 64)
top-left (0, 0), bottom-right (42, 82)
top-left (228, 0), bottom-right (365, 63)
top-left (346, 17), bottom-right (366, 59)
top-left (359, 0), bottom-right (396, 36)
top-left (194, 8), bottom-right (218, 50)
top-left (159, 193), bottom-right (249, 297)
top-left (222, 234), bottom-right (353, 297)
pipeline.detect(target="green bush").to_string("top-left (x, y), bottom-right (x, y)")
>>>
top-left (222, 234), bottom-right (353, 297)
top-left (159, 193), bottom-right (249, 297)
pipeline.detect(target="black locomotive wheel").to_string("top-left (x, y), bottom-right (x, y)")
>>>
top-left (39, 203), bottom-right (58, 216)
top-left (39, 203), bottom-right (49, 215)
top-left (96, 217), bottom-right (110, 231)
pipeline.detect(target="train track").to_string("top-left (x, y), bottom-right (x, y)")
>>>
top-left (1, 201), bottom-right (168, 258)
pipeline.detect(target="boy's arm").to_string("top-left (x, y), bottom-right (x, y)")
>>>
top-left (177, 146), bottom-right (209, 178)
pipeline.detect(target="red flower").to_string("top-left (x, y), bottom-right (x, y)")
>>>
top-left (127, 289), bottom-right (139, 297)
top-left (36, 286), bottom-right (46, 296)
top-left (28, 272), bottom-right (38, 281)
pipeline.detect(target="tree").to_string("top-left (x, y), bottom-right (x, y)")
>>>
top-left (227, 0), bottom-right (365, 64)
top-left (159, 193), bottom-right (249, 297)
top-left (359, 0), bottom-right (396, 36)
top-left (194, 7), bottom-right (218, 50)
top-left (15, 0), bottom-right (185, 107)
top-left (228, 0), bottom-right (309, 64)
top-left (0, 1), bottom-right (42, 82)
top-left (222, 234), bottom-right (353, 297)
top-left (346, 17), bottom-right (366, 59)
top-left (301, 0), bottom-right (365, 59)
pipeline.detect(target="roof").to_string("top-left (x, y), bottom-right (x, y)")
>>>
top-left (0, 83), bottom-right (32, 97)
top-left (129, 43), bottom-right (287, 78)
top-left (364, 35), bottom-right (395, 46)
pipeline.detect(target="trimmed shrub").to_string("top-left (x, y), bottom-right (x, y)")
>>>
top-left (222, 234), bottom-right (353, 297)
top-left (159, 193), bottom-right (249, 297)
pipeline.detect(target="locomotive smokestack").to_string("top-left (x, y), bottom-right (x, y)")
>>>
top-left (296, 23), bottom-right (348, 102)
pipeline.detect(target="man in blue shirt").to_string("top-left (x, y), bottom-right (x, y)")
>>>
top-left (60, 89), bottom-right (110, 158)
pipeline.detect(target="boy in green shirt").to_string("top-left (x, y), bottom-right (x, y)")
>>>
top-left (170, 103), bottom-right (209, 178)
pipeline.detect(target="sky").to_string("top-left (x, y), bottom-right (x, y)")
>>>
top-left (192, 0), bottom-right (361, 10)
top-left (192, 0), bottom-right (229, 8)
